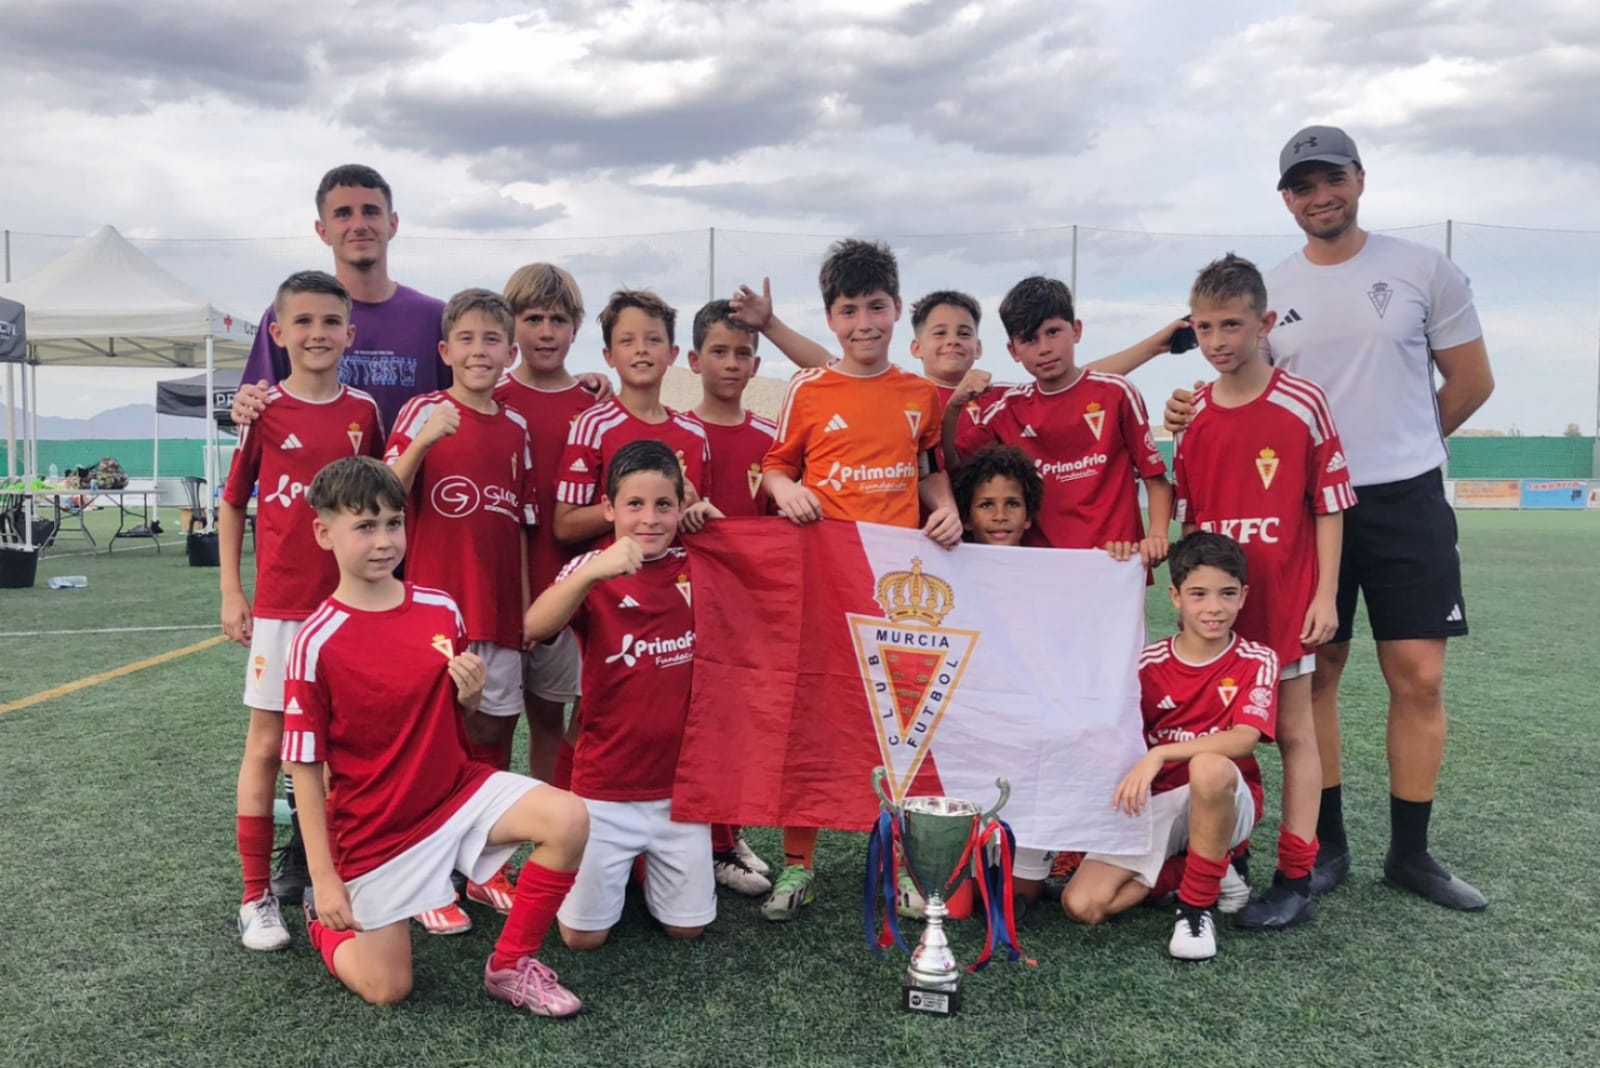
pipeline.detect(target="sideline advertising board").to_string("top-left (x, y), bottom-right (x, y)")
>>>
top-left (1453, 480), bottom-right (1521, 509)
top-left (1521, 480), bottom-right (1587, 510)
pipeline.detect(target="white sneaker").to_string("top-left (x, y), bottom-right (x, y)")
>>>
top-left (1168, 904), bottom-right (1217, 961)
top-left (713, 850), bottom-right (773, 896)
top-left (238, 891), bottom-right (291, 951)
top-left (1217, 864), bottom-right (1250, 915)
top-left (734, 832), bottom-right (771, 876)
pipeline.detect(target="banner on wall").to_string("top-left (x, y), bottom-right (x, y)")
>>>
top-left (1453, 480), bottom-right (1521, 509)
top-left (1521, 480), bottom-right (1587, 510)
top-left (1589, 482), bottom-right (1600, 510)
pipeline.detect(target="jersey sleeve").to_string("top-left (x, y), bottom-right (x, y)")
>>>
top-left (1425, 253), bottom-right (1484, 351)
top-left (762, 375), bottom-right (811, 480)
top-left (1171, 430), bottom-right (1193, 525)
top-left (914, 382), bottom-right (944, 476)
top-left (281, 617), bottom-right (333, 764)
top-left (1309, 424), bottom-right (1358, 515)
top-left (519, 427), bottom-right (539, 527)
top-left (241, 304), bottom-right (289, 387)
top-left (383, 396), bottom-right (434, 465)
top-left (1119, 383), bottom-right (1168, 479)
top-left (220, 419), bottom-right (264, 507)
top-left (555, 419), bottom-right (602, 506)
top-left (1230, 647), bottom-right (1280, 743)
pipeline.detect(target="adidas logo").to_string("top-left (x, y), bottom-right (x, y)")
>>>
top-left (825, 413), bottom-right (849, 432)
top-left (1157, 695), bottom-right (1177, 711)
top-left (569, 458), bottom-right (589, 473)
top-left (282, 433), bottom-right (304, 450)
top-left (618, 595), bottom-right (641, 609)
top-left (1326, 451), bottom-right (1347, 473)
top-left (1021, 425), bottom-right (1038, 438)
top-left (1280, 308), bottom-right (1303, 325)
top-left (1445, 604), bottom-right (1463, 623)
top-left (285, 697), bottom-right (303, 717)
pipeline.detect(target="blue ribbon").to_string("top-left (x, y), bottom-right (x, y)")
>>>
top-left (861, 809), bottom-right (908, 957)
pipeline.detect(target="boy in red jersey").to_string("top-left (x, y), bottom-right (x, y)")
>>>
top-left (946, 276), bottom-right (1172, 566)
top-left (493, 264), bottom-right (599, 786)
top-left (219, 270), bottom-right (383, 951)
top-left (526, 440), bottom-right (722, 949)
top-left (738, 239), bottom-right (961, 922)
top-left (284, 456), bottom-right (589, 1015)
top-left (384, 288), bottom-right (539, 931)
top-left (1063, 533), bottom-right (1278, 961)
top-left (681, 298), bottom-right (777, 896)
top-left (554, 290), bottom-right (712, 545)
top-left (1173, 254), bottom-right (1357, 930)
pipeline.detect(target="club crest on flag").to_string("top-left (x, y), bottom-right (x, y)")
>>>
top-left (846, 558), bottom-right (979, 802)
top-left (1255, 447), bottom-right (1280, 490)
top-left (430, 633), bottom-right (454, 660)
top-left (1083, 401), bottom-right (1105, 440)
top-left (676, 572), bottom-right (692, 607)
top-left (347, 422), bottom-right (363, 454)
top-left (746, 463), bottom-right (762, 498)
top-left (1217, 676), bottom-right (1238, 706)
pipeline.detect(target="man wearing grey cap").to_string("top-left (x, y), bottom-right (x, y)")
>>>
top-left (1166, 126), bottom-right (1494, 915)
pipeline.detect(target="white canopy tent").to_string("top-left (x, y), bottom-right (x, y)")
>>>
top-left (0, 225), bottom-right (255, 536)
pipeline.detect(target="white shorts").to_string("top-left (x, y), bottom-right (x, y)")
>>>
top-left (472, 641), bottom-right (524, 717)
top-left (557, 797), bottom-right (715, 932)
top-left (241, 618), bottom-right (303, 711)
top-left (344, 771), bottom-right (538, 930)
top-left (1280, 653), bottom-right (1316, 681)
top-left (523, 627), bottom-right (582, 702)
top-left (1013, 846), bottom-right (1052, 881)
top-left (1083, 763), bottom-right (1256, 887)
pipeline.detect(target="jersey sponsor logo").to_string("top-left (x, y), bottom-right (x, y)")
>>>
top-left (1198, 517), bottom-right (1282, 544)
top-left (676, 572), bottom-right (692, 607)
top-left (1217, 676), bottom-right (1238, 706)
top-left (1157, 695), bottom-right (1178, 711)
top-left (1367, 281), bottom-right (1393, 318)
top-left (1083, 401), bottom-right (1105, 440)
top-left (1149, 724), bottom-right (1222, 745)
top-left (1035, 452), bottom-right (1107, 484)
top-left (431, 476), bottom-right (521, 520)
top-left (1255, 447), bottom-right (1280, 489)
top-left (1249, 686), bottom-right (1273, 707)
top-left (904, 409), bottom-right (922, 438)
top-left (1144, 429), bottom-right (1162, 467)
top-left (430, 633), bottom-right (454, 660)
top-left (603, 628), bottom-right (696, 669)
top-left (568, 457), bottom-right (589, 473)
top-left (1239, 702), bottom-right (1270, 722)
top-left (816, 458), bottom-right (918, 494)
top-left (825, 413), bottom-right (849, 432)
top-left (746, 463), bottom-right (762, 498)
top-left (347, 423), bottom-right (364, 454)
top-left (1326, 450), bottom-right (1347, 474)
top-left (618, 594), bottom-right (641, 609)
top-left (282, 433), bottom-right (304, 450)
top-left (846, 557), bottom-right (978, 801)
top-left (263, 472), bottom-right (307, 509)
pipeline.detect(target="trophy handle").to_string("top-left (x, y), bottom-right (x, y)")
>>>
top-left (980, 777), bottom-right (1010, 823)
top-left (872, 766), bottom-right (896, 813)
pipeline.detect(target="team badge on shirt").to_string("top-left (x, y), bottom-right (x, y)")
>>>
top-left (430, 633), bottom-right (454, 660)
top-left (1368, 281), bottom-right (1393, 318)
top-left (904, 409), bottom-right (922, 438)
top-left (746, 463), bottom-right (762, 499)
top-left (253, 654), bottom-right (266, 682)
top-left (1255, 447), bottom-right (1280, 490)
top-left (847, 557), bottom-right (979, 801)
top-left (1083, 401), bottom-right (1105, 440)
top-left (676, 572), bottom-right (693, 607)
top-left (1217, 676), bottom-right (1239, 706)
top-left (347, 422), bottom-right (364, 454)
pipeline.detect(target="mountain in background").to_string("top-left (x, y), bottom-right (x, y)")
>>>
top-left (20, 404), bottom-right (207, 440)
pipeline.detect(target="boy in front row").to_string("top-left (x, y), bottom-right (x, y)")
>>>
top-left (283, 456), bottom-right (589, 1016)
top-left (526, 440), bottom-right (722, 949)
top-left (1063, 533), bottom-right (1278, 961)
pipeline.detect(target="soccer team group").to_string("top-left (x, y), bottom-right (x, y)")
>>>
top-left (218, 124), bottom-right (1496, 1016)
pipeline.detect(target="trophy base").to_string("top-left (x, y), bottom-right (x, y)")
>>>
top-left (903, 979), bottom-right (962, 1017)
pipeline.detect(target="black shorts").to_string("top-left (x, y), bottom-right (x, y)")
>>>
top-left (1334, 468), bottom-right (1467, 644)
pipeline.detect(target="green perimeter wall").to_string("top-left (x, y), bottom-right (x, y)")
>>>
top-left (3, 435), bottom-right (1594, 481)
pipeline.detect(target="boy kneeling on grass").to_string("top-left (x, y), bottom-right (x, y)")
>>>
top-left (282, 455), bottom-right (589, 1016)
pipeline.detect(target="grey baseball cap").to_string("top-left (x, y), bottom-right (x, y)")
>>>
top-left (1277, 126), bottom-right (1360, 189)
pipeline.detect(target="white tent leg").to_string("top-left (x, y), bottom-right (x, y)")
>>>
top-left (5, 363), bottom-right (14, 482)
top-left (205, 336), bottom-right (215, 532)
top-left (152, 407), bottom-right (160, 484)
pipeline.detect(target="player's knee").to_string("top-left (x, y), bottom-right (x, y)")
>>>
top-left (1061, 883), bottom-right (1107, 926)
top-left (544, 790), bottom-right (589, 851)
top-left (1188, 752), bottom-right (1236, 800)
top-left (560, 926), bottom-right (609, 952)
top-left (352, 969), bottom-right (412, 1005)
top-left (662, 924), bottom-right (705, 941)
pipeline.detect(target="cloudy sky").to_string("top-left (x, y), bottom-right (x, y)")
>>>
top-left (2, 0), bottom-right (1598, 436)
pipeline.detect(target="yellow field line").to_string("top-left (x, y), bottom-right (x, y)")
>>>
top-left (0, 635), bottom-right (228, 716)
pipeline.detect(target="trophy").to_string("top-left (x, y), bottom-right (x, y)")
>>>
top-left (872, 766), bottom-right (1009, 1017)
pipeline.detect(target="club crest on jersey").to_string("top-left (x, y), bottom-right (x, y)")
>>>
top-left (1368, 282), bottom-right (1393, 318)
top-left (904, 409), bottom-right (922, 438)
top-left (430, 634), bottom-right (454, 660)
top-left (1217, 676), bottom-right (1238, 706)
top-left (746, 463), bottom-right (762, 498)
top-left (1255, 447), bottom-right (1280, 490)
top-left (347, 422), bottom-right (363, 454)
top-left (1083, 401), bottom-right (1105, 440)
top-left (846, 557), bottom-right (979, 802)
top-left (252, 654), bottom-right (265, 682)
top-left (676, 572), bottom-right (692, 607)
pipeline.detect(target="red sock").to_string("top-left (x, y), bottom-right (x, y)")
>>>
top-left (711, 823), bottom-right (738, 853)
top-left (491, 861), bottom-right (577, 972)
top-left (1144, 854), bottom-right (1186, 903)
top-left (308, 919), bottom-right (356, 979)
top-left (1276, 826), bottom-right (1319, 880)
top-left (1177, 850), bottom-right (1230, 910)
top-left (237, 814), bottom-right (275, 903)
top-left (553, 741), bottom-right (575, 790)
top-left (783, 827), bottom-right (819, 870)
top-left (467, 737), bottom-right (510, 771)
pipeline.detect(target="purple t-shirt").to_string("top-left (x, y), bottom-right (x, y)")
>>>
top-left (243, 283), bottom-right (449, 430)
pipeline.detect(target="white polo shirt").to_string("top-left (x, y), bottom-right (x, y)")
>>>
top-left (1264, 233), bottom-right (1483, 487)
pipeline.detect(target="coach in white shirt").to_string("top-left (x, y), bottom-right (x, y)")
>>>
top-left (1167, 127), bottom-right (1494, 911)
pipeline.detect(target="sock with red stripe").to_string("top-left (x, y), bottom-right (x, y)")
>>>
top-left (782, 827), bottom-right (819, 870)
top-left (711, 824), bottom-right (737, 853)
top-left (308, 919), bottom-right (356, 979)
top-left (237, 814), bottom-right (275, 903)
top-left (491, 861), bottom-right (578, 972)
top-left (553, 741), bottom-right (575, 790)
top-left (1276, 826), bottom-right (1319, 881)
top-left (1177, 850), bottom-right (1230, 910)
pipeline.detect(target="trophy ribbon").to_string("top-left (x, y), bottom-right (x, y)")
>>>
top-left (862, 806), bottom-right (910, 956)
top-left (968, 818), bottom-right (1036, 971)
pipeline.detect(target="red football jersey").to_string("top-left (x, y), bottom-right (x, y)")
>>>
top-left (384, 392), bottom-right (538, 647)
top-left (957, 372), bottom-right (1167, 549)
top-left (683, 411), bottom-right (777, 517)
top-left (494, 376), bottom-right (599, 591)
top-left (1138, 635), bottom-right (1279, 817)
top-left (221, 385), bottom-right (383, 620)
top-left (1173, 369), bottom-right (1358, 665)
top-left (280, 585), bottom-right (493, 881)
top-left (555, 400), bottom-right (711, 508)
top-left (560, 545), bottom-right (696, 802)
top-left (935, 381), bottom-right (1011, 434)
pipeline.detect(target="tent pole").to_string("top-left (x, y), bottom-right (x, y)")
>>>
top-left (152, 405), bottom-right (160, 483)
top-left (29, 354), bottom-right (39, 481)
top-left (205, 336), bottom-right (215, 532)
top-left (5, 364), bottom-right (14, 481)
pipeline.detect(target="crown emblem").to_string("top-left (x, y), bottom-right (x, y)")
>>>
top-left (873, 557), bottom-right (954, 626)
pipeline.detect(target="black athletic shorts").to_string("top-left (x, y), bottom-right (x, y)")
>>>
top-left (1334, 468), bottom-right (1467, 644)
